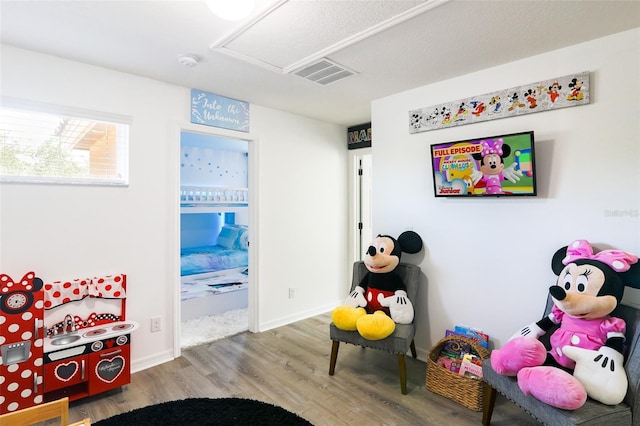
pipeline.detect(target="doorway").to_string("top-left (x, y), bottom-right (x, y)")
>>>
top-left (178, 130), bottom-right (251, 349)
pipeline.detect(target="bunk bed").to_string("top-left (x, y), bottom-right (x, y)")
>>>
top-left (180, 185), bottom-right (249, 321)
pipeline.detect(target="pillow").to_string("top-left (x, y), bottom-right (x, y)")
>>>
top-left (216, 225), bottom-right (240, 249)
top-left (234, 227), bottom-right (249, 250)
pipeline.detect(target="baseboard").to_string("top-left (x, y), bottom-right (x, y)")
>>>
top-left (131, 348), bottom-right (174, 374)
top-left (258, 303), bottom-right (336, 332)
top-left (415, 346), bottom-right (428, 363)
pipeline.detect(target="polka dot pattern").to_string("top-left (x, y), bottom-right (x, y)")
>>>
top-left (44, 275), bottom-right (126, 309)
top-left (0, 272), bottom-right (44, 414)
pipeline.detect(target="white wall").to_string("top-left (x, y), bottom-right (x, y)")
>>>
top-left (372, 29), bottom-right (640, 357)
top-left (250, 104), bottom-right (351, 328)
top-left (0, 46), bottom-right (348, 372)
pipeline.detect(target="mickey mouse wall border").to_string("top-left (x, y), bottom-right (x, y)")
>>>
top-left (409, 71), bottom-right (589, 133)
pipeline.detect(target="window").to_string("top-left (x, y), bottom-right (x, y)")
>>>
top-left (0, 98), bottom-right (130, 185)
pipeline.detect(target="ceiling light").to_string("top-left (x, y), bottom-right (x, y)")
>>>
top-left (206, 0), bottom-right (255, 21)
top-left (178, 54), bottom-right (200, 68)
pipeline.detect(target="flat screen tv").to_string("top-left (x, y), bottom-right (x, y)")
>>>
top-left (430, 131), bottom-right (536, 197)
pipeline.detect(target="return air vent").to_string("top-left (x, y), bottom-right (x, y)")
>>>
top-left (293, 59), bottom-right (356, 86)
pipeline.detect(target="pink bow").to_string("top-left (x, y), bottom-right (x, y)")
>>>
top-left (562, 240), bottom-right (638, 272)
top-left (480, 138), bottom-right (503, 157)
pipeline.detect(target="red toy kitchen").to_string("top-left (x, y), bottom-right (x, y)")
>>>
top-left (0, 272), bottom-right (138, 414)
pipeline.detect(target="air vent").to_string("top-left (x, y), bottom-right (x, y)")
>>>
top-left (293, 59), bottom-right (355, 86)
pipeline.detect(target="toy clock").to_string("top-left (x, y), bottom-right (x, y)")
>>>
top-left (0, 273), bottom-right (43, 314)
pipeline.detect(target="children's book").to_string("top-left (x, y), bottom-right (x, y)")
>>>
top-left (451, 325), bottom-right (489, 348)
top-left (459, 357), bottom-right (483, 379)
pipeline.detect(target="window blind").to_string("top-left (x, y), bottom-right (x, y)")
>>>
top-left (0, 98), bottom-right (130, 186)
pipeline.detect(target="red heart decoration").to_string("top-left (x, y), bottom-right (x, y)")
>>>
top-left (95, 356), bottom-right (125, 383)
top-left (55, 361), bottom-right (78, 382)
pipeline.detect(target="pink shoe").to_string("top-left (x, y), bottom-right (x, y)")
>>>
top-left (490, 337), bottom-right (546, 376)
top-left (517, 366), bottom-right (587, 410)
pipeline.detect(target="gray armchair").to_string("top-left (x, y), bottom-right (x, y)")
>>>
top-left (482, 295), bottom-right (640, 425)
top-left (329, 261), bottom-right (421, 394)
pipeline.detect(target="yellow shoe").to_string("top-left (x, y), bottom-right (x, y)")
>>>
top-left (332, 306), bottom-right (367, 331)
top-left (356, 311), bottom-right (396, 340)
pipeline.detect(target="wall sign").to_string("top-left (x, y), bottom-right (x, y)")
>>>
top-left (191, 89), bottom-right (250, 132)
top-left (348, 122), bottom-right (371, 150)
top-left (409, 72), bottom-right (590, 133)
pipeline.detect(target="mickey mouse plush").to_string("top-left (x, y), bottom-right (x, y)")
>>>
top-left (332, 231), bottom-right (422, 340)
top-left (491, 240), bottom-right (640, 409)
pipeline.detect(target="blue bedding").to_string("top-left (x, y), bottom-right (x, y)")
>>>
top-left (181, 245), bottom-right (248, 276)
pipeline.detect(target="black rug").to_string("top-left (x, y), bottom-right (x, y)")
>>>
top-left (93, 397), bottom-right (313, 426)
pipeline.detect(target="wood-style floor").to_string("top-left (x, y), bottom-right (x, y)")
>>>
top-left (63, 313), bottom-right (539, 425)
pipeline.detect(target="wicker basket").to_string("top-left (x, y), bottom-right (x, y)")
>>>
top-left (425, 335), bottom-right (490, 411)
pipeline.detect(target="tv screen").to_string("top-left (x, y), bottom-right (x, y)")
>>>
top-left (430, 131), bottom-right (536, 197)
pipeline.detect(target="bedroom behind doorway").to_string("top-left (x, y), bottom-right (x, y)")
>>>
top-left (179, 131), bottom-right (249, 347)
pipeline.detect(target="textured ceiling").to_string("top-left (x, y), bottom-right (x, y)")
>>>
top-left (1, 0), bottom-right (639, 126)
top-left (216, 0), bottom-right (428, 70)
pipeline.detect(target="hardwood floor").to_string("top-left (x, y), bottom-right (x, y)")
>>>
top-left (63, 313), bottom-right (539, 425)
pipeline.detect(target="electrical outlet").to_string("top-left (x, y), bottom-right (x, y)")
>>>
top-left (151, 316), bottom-right (161, 332)
top-left (288, 288), bottom-right (295, 299)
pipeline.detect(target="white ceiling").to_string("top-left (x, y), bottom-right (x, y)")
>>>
top-left (1, 0), bottom-right (639, 126)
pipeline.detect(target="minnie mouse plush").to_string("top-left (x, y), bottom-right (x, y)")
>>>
top-left (332, 231), bottom-right (422, 340)
top-left (491, 240), bottom-right (640, 409)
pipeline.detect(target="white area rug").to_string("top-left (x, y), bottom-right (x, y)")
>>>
top-left (180, 308), bottom-right (248, 348)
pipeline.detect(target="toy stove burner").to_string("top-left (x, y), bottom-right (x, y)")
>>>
top-left (111, 323), bottom-right (134, 331)
top-left (83, 328), bottom-right (107, 337)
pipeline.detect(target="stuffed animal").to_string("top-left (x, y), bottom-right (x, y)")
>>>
top-left (332, 231), bottom-right (423, 340)
top-left (491, 240), bottom-right (640, 409)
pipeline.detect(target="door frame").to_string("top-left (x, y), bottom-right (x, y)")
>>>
top-left (348, 148), bottom-right (372, 266)
top-left (171, 122), bottom-right (259, 358)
